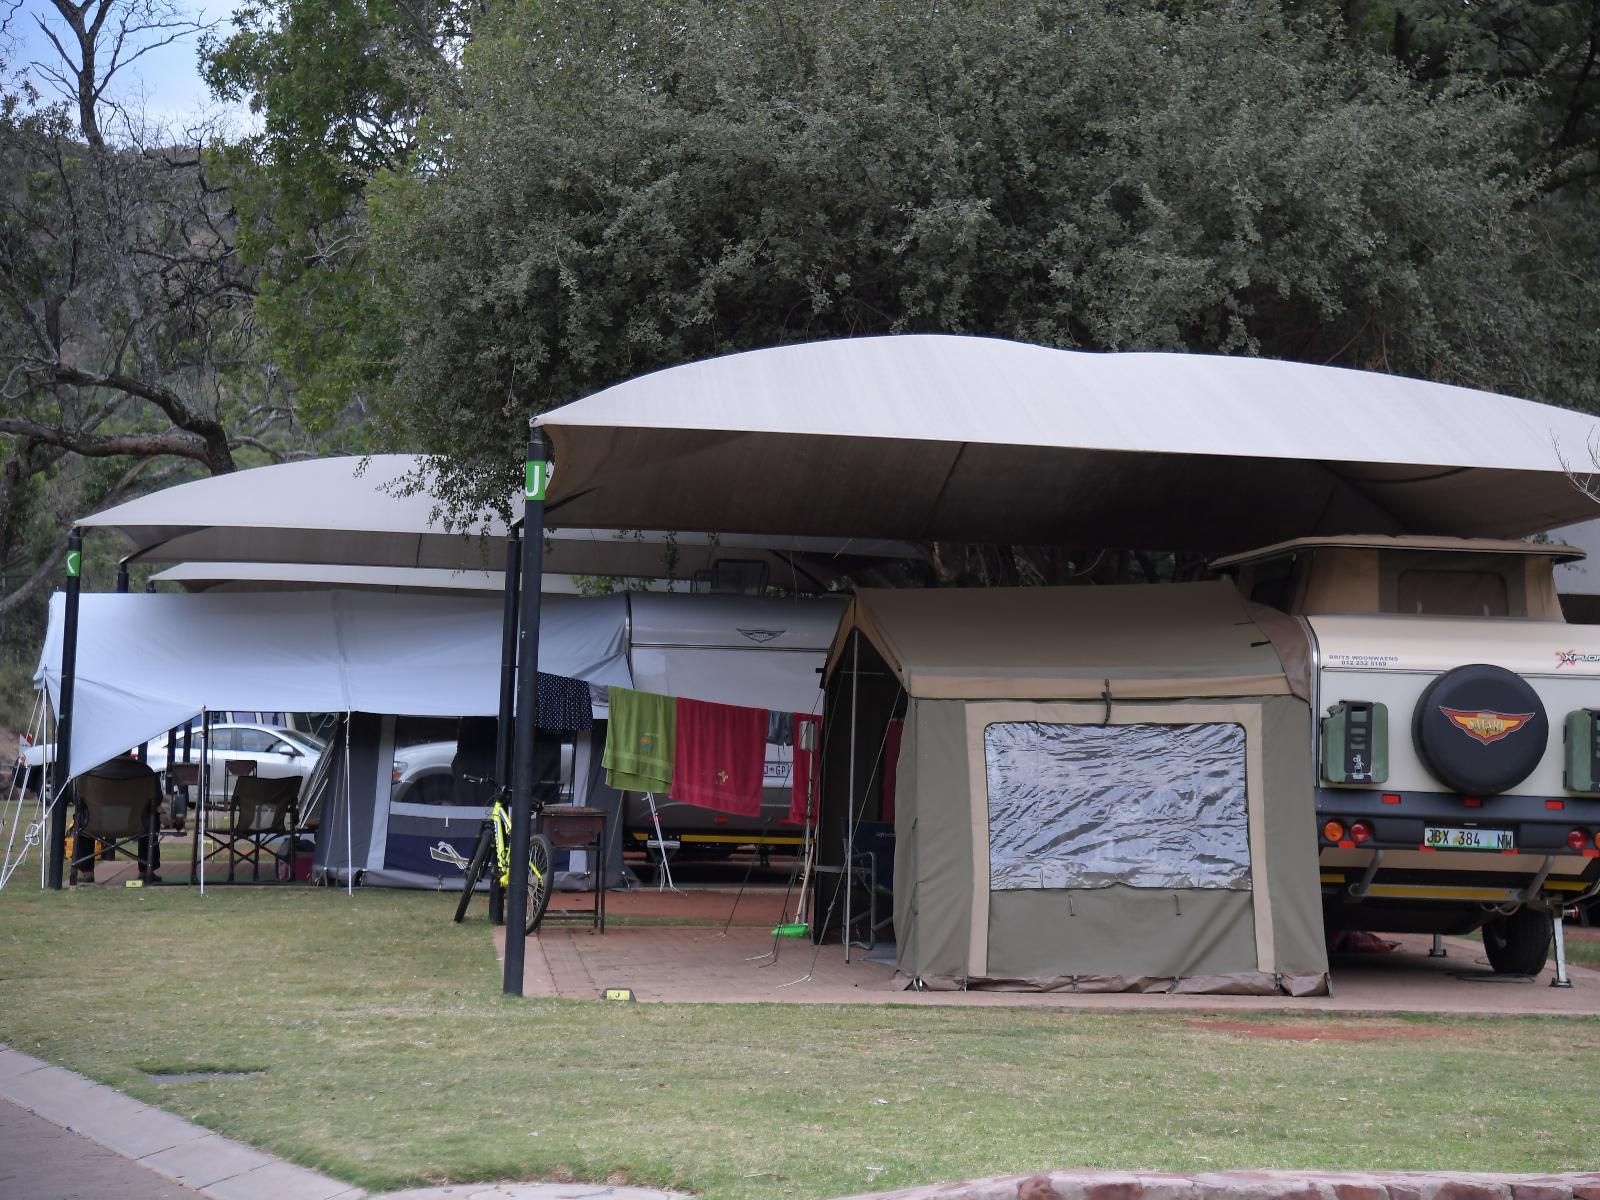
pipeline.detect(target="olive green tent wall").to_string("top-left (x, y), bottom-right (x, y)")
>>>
top-left (826, 582), bottom-right (1330, 996)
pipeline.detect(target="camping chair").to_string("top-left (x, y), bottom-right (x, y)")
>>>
top-left (198, 775), bottom-right (300, 883)
top-left (224, 758), bottom-right (256, 806)
top-left (73, 760), bottom-right (161, 884)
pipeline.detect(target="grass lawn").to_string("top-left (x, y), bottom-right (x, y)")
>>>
top-left (1, 887), bottom-right (1599, 1200)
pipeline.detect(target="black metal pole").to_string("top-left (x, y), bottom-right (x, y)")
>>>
top-left (47, 530), bottom-right (83, 889)
top-left (489, 525), bottom-right (522, 927)
top-left (503, 430), bottom-right (548, 995)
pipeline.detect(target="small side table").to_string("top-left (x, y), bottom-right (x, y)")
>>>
top-left (539, 806), bottom-right (608, 932)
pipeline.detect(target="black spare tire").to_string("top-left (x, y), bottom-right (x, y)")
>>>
top-left (1412, 663), bottom-right (1548, 796)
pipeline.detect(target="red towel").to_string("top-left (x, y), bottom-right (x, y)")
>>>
top-left (882, 719), bottom-right (904, 823)
top-left (788, 714), bottom-right (822, 826)
top-left (670, 697), bottom-right (766, 816)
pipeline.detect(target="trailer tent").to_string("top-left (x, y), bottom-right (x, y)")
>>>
top-left (822, 581), bottom-right (1329, 995)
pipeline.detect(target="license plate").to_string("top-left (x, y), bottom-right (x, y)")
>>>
top-left (1424, 825), bottom-right (1515, 851)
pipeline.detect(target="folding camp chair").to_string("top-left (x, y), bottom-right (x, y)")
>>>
top-left (73, 759), bottom-right (161, 884)
top-left (198, 775), bottom-right (300, 882)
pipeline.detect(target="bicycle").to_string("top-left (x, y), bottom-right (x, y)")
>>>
top-left (451, 776), bottom-right (553, 934)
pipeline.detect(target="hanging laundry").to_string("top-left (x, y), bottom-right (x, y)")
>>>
top-left (766, 710), bottom-right (794, 747)
top-left (671, 696), bottom-right (766, 816)
top-left (602, 687), bottom-right (676, 793)
top-left (536, 673), bottom-right (593, 733)
top-left (788, 713), bottom-right (822, 826)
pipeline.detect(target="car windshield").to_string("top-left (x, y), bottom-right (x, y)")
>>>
top-left (287, 730), bottom-right (327, 752)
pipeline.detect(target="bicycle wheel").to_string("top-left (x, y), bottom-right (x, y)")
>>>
top-left (524, 833), bottom-right (554, 934)
top-left (453, 823), bottom-right (495, 924)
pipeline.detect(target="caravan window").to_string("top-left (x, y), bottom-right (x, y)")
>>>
top-left (983, 722), bottom-right (1250, 891)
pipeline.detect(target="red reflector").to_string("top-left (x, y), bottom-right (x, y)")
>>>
top-left (713, 816), bottom-right (728, 824)
top-left (1585, 849), bottom-right (1600, 859)
top-left (1567, 829), bottom-right (1588, 852)
top-left (1462, 797), bottom-right (1483, 808)
top-left (1337, 840), bottom-right (1356, 849)
top-left (1381, 794), bottom-right (1402, 805)
top-left (1547, 800), bottom-right (1566, 810)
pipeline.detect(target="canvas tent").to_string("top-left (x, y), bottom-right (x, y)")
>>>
top-left (33, 585), bottom-right (840, 889)
top-left (536, 334), bottom-right (1600, 549)
top-left (820, 581), bottom-right (1328, 995)
top-left (33, 590), bottom-right (631, 778)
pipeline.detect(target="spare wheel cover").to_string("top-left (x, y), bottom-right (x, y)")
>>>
top-left (1412, 663), bottom-right (1548, 796)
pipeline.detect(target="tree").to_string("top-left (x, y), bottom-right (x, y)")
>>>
top-left (199, 0), bottom-right (478, 436)
top-left (365, 0), bottom-right (1600, 530)
top-left (0, 2), bottom-right (309, 626)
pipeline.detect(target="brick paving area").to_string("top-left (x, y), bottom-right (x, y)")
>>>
top-left (495, 921), bottom-right (1600, 1014)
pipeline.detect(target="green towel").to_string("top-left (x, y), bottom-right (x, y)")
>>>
top-left (603, 687), bottom-right (676, 793)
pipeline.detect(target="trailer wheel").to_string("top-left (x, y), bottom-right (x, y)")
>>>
top-left (1481, 907), bottom-right (1552, 976)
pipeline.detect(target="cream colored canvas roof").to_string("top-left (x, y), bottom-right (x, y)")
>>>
top-left (826, 581), bottom-right (1290, 700)
top-left (1211, 534), bottom-right (1586, 571)
top-left (537, 335), bottom-right (1600, 551)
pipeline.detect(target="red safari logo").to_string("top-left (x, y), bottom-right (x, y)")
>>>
top-left (1440, 707), bottom-right (1536, 746)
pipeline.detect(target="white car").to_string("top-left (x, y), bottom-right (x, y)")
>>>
top-left (144, 724), bottom-right (324, 797)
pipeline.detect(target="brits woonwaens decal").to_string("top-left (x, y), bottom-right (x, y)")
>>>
top-left (1439, 707), bottom-right (1536, 746)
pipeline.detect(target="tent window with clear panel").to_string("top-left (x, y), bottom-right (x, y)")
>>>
top-left (984, 722), bottom-right (1251, 892)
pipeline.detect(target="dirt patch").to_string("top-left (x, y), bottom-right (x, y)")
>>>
top-left (1189, 1018), bottom-right (1457, 1042)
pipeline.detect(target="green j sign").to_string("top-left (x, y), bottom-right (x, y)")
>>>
top-left (65, 549), bottom-right (81, 578)
top-left (524, 460), bottom-right (550, 502)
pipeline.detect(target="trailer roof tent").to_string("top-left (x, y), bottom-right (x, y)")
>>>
top-left (536, 334), bottom-right (1600, 551)
top-left (823, 581), bottom-right (1329, 995)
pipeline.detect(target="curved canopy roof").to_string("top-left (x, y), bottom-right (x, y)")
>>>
top-left (537, 335), bottom-right (1600, 553)
top-left (78, 454), bottom-right (919, 585)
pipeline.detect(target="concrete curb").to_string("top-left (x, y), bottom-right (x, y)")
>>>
top-left (0, 1044), bottom-right (360, 1199)
top-left (0, 1044), bottom-right (686, 1200)
top-left (831, 1170), bottom-right (1600, 1200)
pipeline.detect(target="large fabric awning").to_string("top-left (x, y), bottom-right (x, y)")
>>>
top-left (33, 591), bottom-right (632, 778)
top-left (77, 453), bottom-right (919, 586)
top-left (537, 335), bottom-right (1600, 552)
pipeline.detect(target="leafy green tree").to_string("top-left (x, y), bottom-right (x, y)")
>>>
top-left (365, 0), bottom-right (1599, 522)
top-left (200, 0), bottom-right (478, 438)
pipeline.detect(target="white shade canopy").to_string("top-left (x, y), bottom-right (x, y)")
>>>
top-left (537, 335), bottom-right (1600, 552)
top-left (150, 562), bottom-right (508, 593)
top-left (80, 454), bottom-right (918, 586)
top-left (34, 590), bottom-right (632, 778)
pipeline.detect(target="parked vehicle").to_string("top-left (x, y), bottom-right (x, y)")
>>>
top-left (1213, 534), bottom-right (1600, 974)
top-left (144, 723), bottom-right (325, 799)
top-left (390, 739), bottom-right (574, 807)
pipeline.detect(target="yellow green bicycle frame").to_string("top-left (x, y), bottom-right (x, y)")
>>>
top-left (490, 797), bottom-right (546, 889)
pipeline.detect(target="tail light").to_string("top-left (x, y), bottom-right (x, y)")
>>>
top-left (1350, 821), bottom-right (1373, 844)
top-left (1322, 820), bottom-right (1345, 842)
top-left (1567, 829), bottom-right (1589, 852)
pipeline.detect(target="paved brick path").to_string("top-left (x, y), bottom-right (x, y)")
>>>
top-left (497, 924), bottom-right (1600, 1013)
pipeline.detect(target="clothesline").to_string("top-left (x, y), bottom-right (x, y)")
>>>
top-left (601, 686), bottom-right (820, 822)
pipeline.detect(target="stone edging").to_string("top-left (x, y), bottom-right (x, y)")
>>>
top-left (832, 1170), bottom-right (1600, 1200)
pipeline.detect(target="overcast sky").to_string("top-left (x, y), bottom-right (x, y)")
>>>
top-left (7, 1), bottom-right (250, 133)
